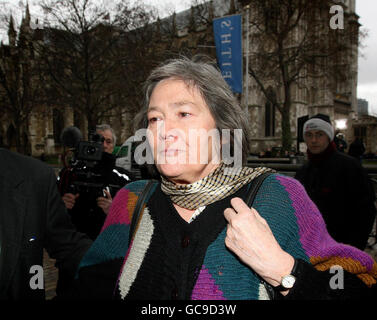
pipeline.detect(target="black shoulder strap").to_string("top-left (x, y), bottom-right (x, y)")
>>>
top-left (128, 180), bottom-right (157, 247)
top-left (246, 171), bottom-right (276, 300)
top-left (246, 172), bottom-right (273, 207)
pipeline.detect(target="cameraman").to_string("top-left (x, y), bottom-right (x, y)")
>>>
top-left (59, 124), bottom-right (133, 240)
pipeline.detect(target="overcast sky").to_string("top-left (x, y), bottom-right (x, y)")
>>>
top-left (0, 0), bottom-right (376, 115)
top-left (356, 0), bottom-right (377, 115)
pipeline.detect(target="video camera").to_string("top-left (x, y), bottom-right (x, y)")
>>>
top-left (59, 127), bottom-right (121, 200)
top-left (67, 131), bottom-right (106, 198)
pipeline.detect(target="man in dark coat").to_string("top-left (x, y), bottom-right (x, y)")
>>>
top-left (295, 114), bottom-right (376, 250)
top-left (0, 148), bottom-right (92, 300)
top-left (58, 124), bottom-right (133, 240)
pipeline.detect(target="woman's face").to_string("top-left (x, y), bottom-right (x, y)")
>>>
top-left (147, 78), bottom-right (221, 184)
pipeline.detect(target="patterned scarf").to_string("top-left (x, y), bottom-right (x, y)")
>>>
top-left (161, 162), bottom-right (275, 210)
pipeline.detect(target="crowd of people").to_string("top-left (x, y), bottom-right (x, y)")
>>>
top-left (0, 56), bottom-right (376, 301)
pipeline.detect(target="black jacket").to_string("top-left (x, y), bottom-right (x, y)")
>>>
top-left (0, 148), bottom-right (92, 300)
top-left (295, 144), bottom-right (376, 250)
top-left (348, 138), bottom-right (366, 159)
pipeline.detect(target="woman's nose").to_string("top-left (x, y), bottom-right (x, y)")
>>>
top-left (158, 118), bottom-right (177, 141)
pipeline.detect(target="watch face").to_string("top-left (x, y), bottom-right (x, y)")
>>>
top-left (281, 275), bottom-right (296, 289)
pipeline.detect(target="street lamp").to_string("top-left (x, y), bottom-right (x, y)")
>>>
top-left (335, 119), bottom-right (347, 130)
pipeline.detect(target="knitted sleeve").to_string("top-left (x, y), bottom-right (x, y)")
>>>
top-left (69, 180), bottom-right (151, 298)
top-left (78, 180), bottom-right (152, 269)
top-left (273, 175), bottom-right (377, 299)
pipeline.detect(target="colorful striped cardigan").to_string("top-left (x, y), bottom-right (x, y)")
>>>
top-left (77, 174), bottom-right (377, 300)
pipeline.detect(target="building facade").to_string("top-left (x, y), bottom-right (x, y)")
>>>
top-left (0, 0), bottom-right (364, 157)
top-left (358, 98), bottom-right (369, 116)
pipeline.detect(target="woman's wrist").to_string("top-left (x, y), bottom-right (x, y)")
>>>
top-left (262, 253), bottom-right (295, 288)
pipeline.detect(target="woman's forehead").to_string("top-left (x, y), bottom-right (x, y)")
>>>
top-left (152, 78), bottom-right (198, 95)
top-left (148, 79), bottom-right (206, 109)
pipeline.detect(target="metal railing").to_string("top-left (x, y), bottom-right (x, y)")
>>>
top-left (246, 158), bottom-right (377, 179)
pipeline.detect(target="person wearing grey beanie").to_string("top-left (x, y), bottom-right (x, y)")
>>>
top-left (303, 115), bottom-right (334, 141)
top-left (295, 114), bottom-right (376, 250)
top-left (302, 114), bottom-right (334, 155)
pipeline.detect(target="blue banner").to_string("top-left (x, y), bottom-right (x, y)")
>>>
top-left (213, 14), bottom-right (242, 93)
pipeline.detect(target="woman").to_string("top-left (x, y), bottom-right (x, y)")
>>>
top-left (73, 56), bottom-right (377, 300)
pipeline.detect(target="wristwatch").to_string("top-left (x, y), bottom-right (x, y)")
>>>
top-left (273, 258), bottom-right (298, 291)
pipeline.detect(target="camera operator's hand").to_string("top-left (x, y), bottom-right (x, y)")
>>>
top-left (62, 193), bottom-right (79, 210)
top-left (97, 189), bottom-right (112, 215)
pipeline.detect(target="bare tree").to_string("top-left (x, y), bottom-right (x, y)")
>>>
top-left (189, 0), bottom-right (361, 153)
top-left (246, 0), bottom-right (360, 152)
top-left (36, 0), bottom-right (121, 134)
top-left (37, 0), bottom-right (158, 136)
top-left (111, 1), bottom-right (160, 115)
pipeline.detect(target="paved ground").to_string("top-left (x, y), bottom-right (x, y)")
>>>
top-left (43, 250), bottom-right (58, 300)
top-left (365, 219), bottom-right (377, 261)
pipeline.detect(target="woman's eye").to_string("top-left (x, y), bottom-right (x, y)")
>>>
top-left (179, 112), bottom-right (190, 118)
top-left (148, 117), bottom-right (159, 124)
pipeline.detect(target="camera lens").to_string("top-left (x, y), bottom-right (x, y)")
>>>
top-left (86, 146), bottom-right (97, 155)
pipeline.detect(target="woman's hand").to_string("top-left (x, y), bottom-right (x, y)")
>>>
top-left (224, 197), bottom-right (294, 291)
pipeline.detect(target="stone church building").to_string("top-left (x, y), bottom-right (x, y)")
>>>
top-left (1, 0), bottom-right (374, 158)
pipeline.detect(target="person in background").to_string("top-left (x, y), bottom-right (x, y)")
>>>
top-left (334, 131), bottom-right (347, 153)
top-left (96, 124), bottom-right (117, 155)
top-left (0, 148), bottom-right (92, 300)
top-left (58, 124), bottom-right (133, 240)
top-left (295, 114), bottom-right (376, 250)
top-left (348, 136), bottom-right (366, 162)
